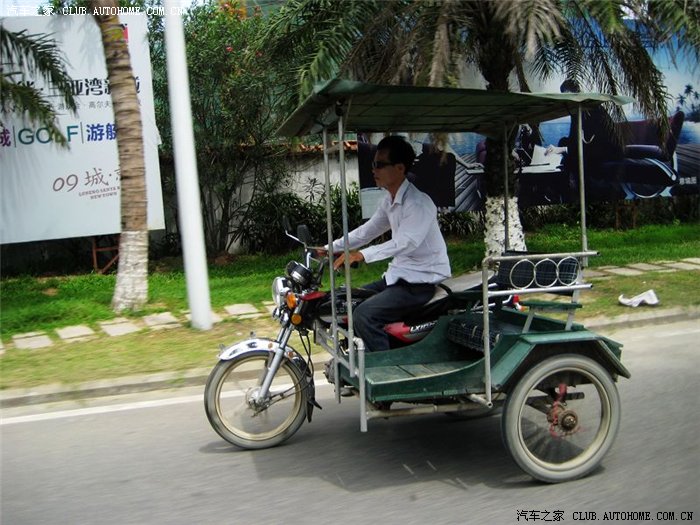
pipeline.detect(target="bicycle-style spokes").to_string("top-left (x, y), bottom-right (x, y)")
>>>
top-left (204, 351), bottom-right (308, 449)
top-left (502, 355), bottom-right (621, 483)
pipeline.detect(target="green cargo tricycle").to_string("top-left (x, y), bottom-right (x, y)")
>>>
top-left (204, 80), bottom-right (632, 483)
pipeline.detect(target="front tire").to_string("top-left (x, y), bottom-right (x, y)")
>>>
top-left (204, 350), bottom-right (308, 449)
top-left (502, 354), bottom-right (621, 483)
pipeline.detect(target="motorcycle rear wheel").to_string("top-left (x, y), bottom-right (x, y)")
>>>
top-left (501, 354), bottom-right (620, 483)
top-left (204, 351), bottom-right (308, 449)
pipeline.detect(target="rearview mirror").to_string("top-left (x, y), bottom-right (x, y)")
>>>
top-left (297, 224), bottom-right (312, 245)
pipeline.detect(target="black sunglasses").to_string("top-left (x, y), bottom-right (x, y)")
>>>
top-left (371, 160), bottom-right (397, 169)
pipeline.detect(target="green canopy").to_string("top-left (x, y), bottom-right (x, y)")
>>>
top-left (277, 79), bottom-right (634, 138)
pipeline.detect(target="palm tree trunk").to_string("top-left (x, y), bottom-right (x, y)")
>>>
top-left (481, 134), bottom-right (527, 258)
top-left (90, 0), bottom-right (149, 312)
top-left (484, 196), bottom-right (527, 257)
top-left (477, 7), bottom-right (527, 258)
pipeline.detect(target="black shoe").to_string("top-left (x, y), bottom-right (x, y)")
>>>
top-left (340, 386), bottom-right (355, 397)
top-left (323, 360), bottom-right (335, 384)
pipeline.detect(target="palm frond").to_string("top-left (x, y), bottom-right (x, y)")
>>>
top-left (643, 0), bottom-right (700, 66)
top-left (0, 73), bottom-right (67, 146)
top-left (0, 26), bottom-right (76, 112)
top-left (495, 0), bottom-right (566, 60)
top-left (0, 25), bottom-right (76, 146)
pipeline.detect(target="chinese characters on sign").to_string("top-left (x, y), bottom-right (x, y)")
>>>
top-left (2, 76), bottom-right (140, 112)
top-left (52, 167), bottom-right (122, 201)
top-left (67, 76), bottom-right (141, 96)
top-left (86, 123), bottom-right (117, 142)
top-left (0, 122), bottom-right (118, 147)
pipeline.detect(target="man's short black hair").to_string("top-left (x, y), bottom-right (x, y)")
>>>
top-left (377, 135), bottom-right (415, 172)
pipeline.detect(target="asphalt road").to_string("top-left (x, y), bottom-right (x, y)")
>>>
top-left (2, 320), bottom-right (699, 525)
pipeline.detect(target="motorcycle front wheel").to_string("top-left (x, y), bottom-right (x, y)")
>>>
top-left (204, 350), bottom-right (308, 449)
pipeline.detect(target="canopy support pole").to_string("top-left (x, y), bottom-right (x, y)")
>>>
top-left (576, 106), bottom-right (589, 264)
top-left (503, 125), bottom-right (510, 252)
top-left (322, 127), bottom-right (341, 404)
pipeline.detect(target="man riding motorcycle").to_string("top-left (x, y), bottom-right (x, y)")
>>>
top-left (320, 135), bottom-right (451, 352)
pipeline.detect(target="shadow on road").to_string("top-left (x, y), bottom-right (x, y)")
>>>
top-left (200, 406), bottom-right (549, 492)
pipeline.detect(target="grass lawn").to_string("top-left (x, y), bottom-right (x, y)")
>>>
top-left (0, 316), bottom-right (282, 389)
top-left (1, 222), bottom-right (698, 389)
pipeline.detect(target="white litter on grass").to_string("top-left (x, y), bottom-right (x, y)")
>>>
top-left (618, 289), bottom-right (660, 308)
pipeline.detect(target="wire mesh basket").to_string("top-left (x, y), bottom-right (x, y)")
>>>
top-left (496, 254), bottom-right (580, 290)
top-left (446, 317), bottom-right (501, 353)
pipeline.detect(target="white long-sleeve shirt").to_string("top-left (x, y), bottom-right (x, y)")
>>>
top-left (330, 179), bottom-right (451, 285)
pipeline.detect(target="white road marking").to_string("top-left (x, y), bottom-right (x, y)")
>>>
top-left (1, 376), bottom-right (333, 426)
top-left (1, 394), bottom-right (204, 425)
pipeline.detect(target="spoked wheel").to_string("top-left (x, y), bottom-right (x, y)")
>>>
top-left (502, 354), bottom-right (621, 483)
top-left (204, 350), bottom-right (308, 449)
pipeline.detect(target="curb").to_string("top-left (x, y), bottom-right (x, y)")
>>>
top-left (0, 368), bottom-right (212, 409)
top-left (2, 307), bottom-right (698, 409)
top-left (584, 305), bottom-right (700, 331)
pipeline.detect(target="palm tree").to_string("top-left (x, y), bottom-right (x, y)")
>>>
top-left (262, 0), bottom-right (700, 255)
top-left (89, 0), bottom-right (149, 312)
top-left (0, 25), bottom-right (76, 146)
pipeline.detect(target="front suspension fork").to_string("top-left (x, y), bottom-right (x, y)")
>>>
top-left (255, 325), bottom-right (293, 402)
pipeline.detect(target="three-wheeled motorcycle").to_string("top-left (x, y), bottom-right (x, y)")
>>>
top-left (204, 80), bottom-right (632, 483)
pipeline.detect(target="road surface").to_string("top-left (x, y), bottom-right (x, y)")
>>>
top-left (2, 320), bottom-right (698, 524)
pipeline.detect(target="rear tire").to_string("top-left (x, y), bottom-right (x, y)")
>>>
top-left (204, 351), bottom-right (308, 449)
top-left (502, 354), bottom-right (620, 483)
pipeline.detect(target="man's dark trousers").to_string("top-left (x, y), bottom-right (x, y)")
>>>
top-left (353, 278), bottom-right (436, 352)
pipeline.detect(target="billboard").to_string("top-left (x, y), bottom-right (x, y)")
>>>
top-left (358, 116), bottom-right (698, 213)
top-left (0, 14), bottom-right (164, 244)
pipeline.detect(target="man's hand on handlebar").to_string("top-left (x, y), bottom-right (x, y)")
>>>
top-left (333, 251), bottom-right (364, 271)
top-left (313, 247), bottom-right (328, 258)
top-left (312, 247), bottom-right (363, 269)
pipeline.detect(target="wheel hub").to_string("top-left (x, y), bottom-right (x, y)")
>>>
top-left (548, 406), bottom-right (580, 436)
top-left (245, 387), bottom-right (269, 411)
top-left (558, 409), bottom-right (579, 432)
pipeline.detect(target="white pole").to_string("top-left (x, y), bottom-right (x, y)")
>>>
top-left (164, 1), bottom-right (212, 330)
top-left (576, 106), bottom-right (589, 261)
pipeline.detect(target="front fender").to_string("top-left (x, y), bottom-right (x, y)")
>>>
top-left (217, 338), bottom-right (282, 361)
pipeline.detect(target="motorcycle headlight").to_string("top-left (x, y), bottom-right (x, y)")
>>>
top-left (271, 276), bottom-right (291, 307)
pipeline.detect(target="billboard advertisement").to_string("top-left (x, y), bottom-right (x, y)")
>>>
top-left (357, 42), bottom-right (698, 213)
top-left (0, 14), bottom-right (164, 244)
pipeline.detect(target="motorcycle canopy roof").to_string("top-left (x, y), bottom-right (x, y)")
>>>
top-left (277, 78), bottom-right (633, 138)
